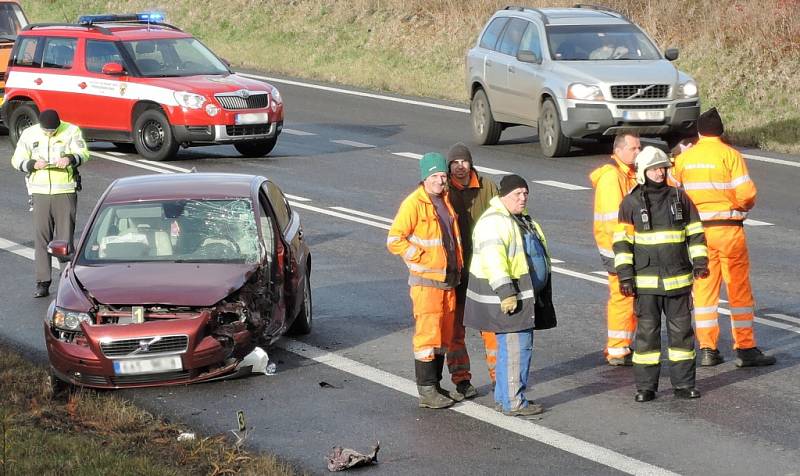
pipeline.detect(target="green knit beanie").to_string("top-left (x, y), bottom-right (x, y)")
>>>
top-left (419, 152), bottom-right (447, 181)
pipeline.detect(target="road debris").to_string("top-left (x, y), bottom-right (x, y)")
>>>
top-left (326, 441), bottom-right (380, 471)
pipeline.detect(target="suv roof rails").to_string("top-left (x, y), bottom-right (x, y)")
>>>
top-left (23, 23), bottom-right (113, 35)
top-left (573, 4), bottom-right (630, 21)
top-left (503, 5), bottom-right (550, 25)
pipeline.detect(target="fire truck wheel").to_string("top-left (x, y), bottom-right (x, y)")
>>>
top-left (8, 103), bottom-right (40, 148)
top-left (233, 137), bottom-right (278, 157)
top-left (133, 109), bottom-right (180, 161)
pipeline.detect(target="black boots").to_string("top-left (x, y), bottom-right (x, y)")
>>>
top-left (635, 390), bottom-right (656, 402)
top-left (735, 347), bottom-right (776, 367)
top-left (33, 281), bottom-right (51, 298)
top-left (674, 388), bottom-right (701, 399)
top-left (415, 359), bottom-right (454, 409)
top-left (699, 348), bottom-right (724, 366)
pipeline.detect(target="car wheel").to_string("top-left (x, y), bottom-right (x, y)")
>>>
top-left (288, 270), bottom-right (312, 335)
top-left (471, 89), bottom-right (501, 145)
top-left (538, 99), bottom-right (572, 157)
top-left (234, 137), bottom-right (278, 157)
top-left (9, 103), bottom-right (39, 148)
top-left (133, 109), bottom-right (180, 161)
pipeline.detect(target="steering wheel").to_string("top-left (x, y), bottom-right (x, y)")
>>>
top-left (198, 235), bottom-right (240, 258)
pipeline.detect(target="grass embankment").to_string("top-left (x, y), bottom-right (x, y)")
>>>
top-left (28, 0), bottom-right (799, 153)
top-left (0, 347), bottom-right (296, 475)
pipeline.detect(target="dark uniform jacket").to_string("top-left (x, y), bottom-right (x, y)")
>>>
top-left (613, 182), bottom-right (708, 296)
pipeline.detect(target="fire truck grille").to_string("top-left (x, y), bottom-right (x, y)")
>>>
top-left (100, 335), bottom-right (188, 357)
top-left (610, 84), bottom-right (670, 100)
top-left (215, 93), bottom-right (269, 110)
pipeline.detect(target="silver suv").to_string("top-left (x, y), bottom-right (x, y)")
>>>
top-left (466, 5), bottom-right (700, 157)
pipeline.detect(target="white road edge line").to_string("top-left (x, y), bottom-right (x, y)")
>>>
top-left (533, 180), bottom-right (590, 191)
top-left (288, 201), bottom-right (391, 230)
top-left (284, 194), bottom-right (311, 202)
top-left (391, 151), bottom-right (509, 175)
top-left (765, 313), bottom-right (800, 326)
top-left (743, 219), bottom-right (773, 227)
top-left (139, 160), bottom-right (193, 173)
top-left (240, 73), bottom-right (471, 114)
top-left (330, 206), bottom-right (394, 223)
top-left (92, 151), bottom-right (175, 174)
top-left (331, 139), bottom-right (375, 148)
top-left (0, 237), bottom-right (58, 269)
top-left (282, 128), bottom-right (317, 136)
top-left (281, 339), bottom-right (678, 476)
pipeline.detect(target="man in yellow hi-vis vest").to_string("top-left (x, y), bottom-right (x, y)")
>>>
top-left (11, 109), bottom-right (90, 297)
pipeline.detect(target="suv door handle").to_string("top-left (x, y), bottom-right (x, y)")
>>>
top-left (486, 59), bottom-right (493, 67)
top-left (508, 65), bottom-right (516, 73)
top-left (34, 78), bottom-right (43, 85)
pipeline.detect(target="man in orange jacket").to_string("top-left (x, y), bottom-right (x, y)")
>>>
top-left (388, 152), bottom-right (464, 409)
top-left (590, 133), bottom-right (640, 365)
top-left (671, 108), bottom-right (776, 367)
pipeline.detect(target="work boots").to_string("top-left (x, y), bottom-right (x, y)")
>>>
top-left (415, 359), bottom-right (454, 409)
top-left (699, 348), bottom-right (724, 366)
top-left (433, 355), bottom-right (464, 402)
top-left (504, 402), bottom-right (544, 418)
top-left (33, 281), bottom-right (51, 298)
top-left (735, 347), bottom-right (776, 367)
top-left (456, 381), bottom-right (478, 399)
top-left (607, 353), bottom-right (633, 366)
top-left (417, 385), bottom-right (455, 409)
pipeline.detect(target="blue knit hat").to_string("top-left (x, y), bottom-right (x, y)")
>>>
top-left (419, 152), bottom-right (447, 181)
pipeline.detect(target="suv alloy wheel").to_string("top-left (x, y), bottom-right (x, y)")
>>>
top-left (538, 99), bottom-right (571, 157)
top-left (471, 89), bottom-right (502, 145)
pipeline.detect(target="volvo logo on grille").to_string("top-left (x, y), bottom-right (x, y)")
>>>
top-left (131, 336), bottom-right (162, 355)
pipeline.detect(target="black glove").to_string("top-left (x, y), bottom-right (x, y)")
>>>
top-left (619, 279), bottom-right (636, 297)
top-left (693, 266), bottom-right (709, 279)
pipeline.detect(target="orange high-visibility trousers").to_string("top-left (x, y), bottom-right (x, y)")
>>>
top-left (481, 331), bottom-right (498, 384)
top-left (606, 273), bottom-right (637, 359)
top-left (693, 225), bottom-right (756, 350)
top-left (410, 285), bottom-right (456, 362)
top-left (446, 284), bottom-right (472, 384)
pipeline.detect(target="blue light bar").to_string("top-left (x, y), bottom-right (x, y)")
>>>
top-left (138, 12), bottom-right (165, 23)
top-left (78, 12), bottom-right (166, 25)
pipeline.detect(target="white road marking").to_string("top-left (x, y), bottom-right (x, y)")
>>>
top-left (105, 151), bottom-right (126, 157)
top-left (332, 139), bottom-right (375, 148)
top-left (139, 160), bottom-right (193, 173)
top-left (92, 151), bottom-right (175, 174)
top-left (0, 237), bottom-right (58, 269)
top-left (743, 219), bottom-right (773, 227)
top-left (330, 206), bottom-right (394, 223)
top-left (743, 153), bottom-right (800, 168)
top-left (534, 180), bottom-right (590, 191)
top-left (391, 151), bottom-right (509, 175)
top-left (282, 128), bottom-right (316, 136)
top-left (239, 73), bottom-right (471, 114)
top-left (766, 313), bottom-right (800, 326)
top-left (284, 194), bottom-right (311, 202)
top-left (592, 271), bottom-right (609, 276)
top-left (288, 202), bottom-right (391, 230)
top-left (281, 339), bottom-right (678, 476)
top-left (550, 258), bottom-right (564, 264)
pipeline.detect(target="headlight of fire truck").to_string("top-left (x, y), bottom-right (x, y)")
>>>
top-left (174, 91), bottom-right (206, 109)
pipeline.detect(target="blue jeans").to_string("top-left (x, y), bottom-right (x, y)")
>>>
top-left (495, 329), bottom-right (534, 412)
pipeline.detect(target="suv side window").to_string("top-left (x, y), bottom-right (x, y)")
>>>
top-left (519, 23), bottom-right (542, 60)
top-left (85, 40), bottom-right (124, 73)
top-left (497, 18), bottom-right (528, 57)
top-left (479, 17), bottom-right (508, 51)
top-left (13, 36), bottom-right (41, 67)
top-left (42, 37), bottom-right (76, 69)
top-left (264, 181), bottom-right (291, 233)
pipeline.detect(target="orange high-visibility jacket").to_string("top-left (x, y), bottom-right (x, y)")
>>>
top-left (670, 137), bottom-right (756, 223)
top-left (387, 185), bottom-right (463, 283)
top-left (590, 156), bottom-right (637, 272)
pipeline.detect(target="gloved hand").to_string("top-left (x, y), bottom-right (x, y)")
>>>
top-left (500, 296), bottom-right (518, 314)
top-left (619, 279), bottom-right (636, 297)
top-left (693, 266), bottom-right (710, 279)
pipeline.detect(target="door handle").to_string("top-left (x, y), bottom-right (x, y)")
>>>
top-left (34, 78), bottom-right (42, 85)
top-left (486, 59), bottom-right (493, 66)
top-left (508, 65), bottom-right (516, 73)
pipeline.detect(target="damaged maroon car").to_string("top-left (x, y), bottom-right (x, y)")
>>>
top-left (44, 173), bottom-right (311, 389)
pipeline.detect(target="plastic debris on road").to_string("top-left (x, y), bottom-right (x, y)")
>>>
top-left (177, 432), bottom-right (196, 442)
top-left (238, 347), bottom-right (269, 374)
top-left (326, 442), bottom-right (380, 472)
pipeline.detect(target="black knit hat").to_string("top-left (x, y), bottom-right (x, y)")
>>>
top-left (39, 109), bottom-right (61, 131)
top-left (697, 107), bottom-right (724, 137)
top-left (499, 174), bottom-right (529, 196)
top-left (447, 142), bottom-right (473, 165)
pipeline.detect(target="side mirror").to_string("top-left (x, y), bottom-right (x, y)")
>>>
top-left (47, 240), bottom-right (73, 263)
top-left (221, 57), bottom-right (232, 68)
top-left (516, 49), bottom-right (541, 64)
top-left (101, 62), bottom-right (125, 75)
top-left (664, 48), bottom-right (679, 61)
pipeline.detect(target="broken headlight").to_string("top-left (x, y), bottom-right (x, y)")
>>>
top-left (52, 307), bottom-right (93, 331)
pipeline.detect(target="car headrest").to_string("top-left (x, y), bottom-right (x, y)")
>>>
top-left (135, 41), bottom-right (156, 54)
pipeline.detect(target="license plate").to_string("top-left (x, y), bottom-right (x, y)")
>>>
top-left (113, 356), bottom-right (182, 375)
top-left (235, 112), bottom-right (269, 125)
top-left (623, 110), bottom-right (664, 121)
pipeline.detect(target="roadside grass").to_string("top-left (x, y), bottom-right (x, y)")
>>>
top-left (23, 0), bottom-right (800, 152)
top-left (0, 346), bottom-right (297, 475)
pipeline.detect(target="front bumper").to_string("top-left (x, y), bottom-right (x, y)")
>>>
top-left (172, 120), bottom-right (283, 144)
top-left (561, 99), bottom-right (700, 139)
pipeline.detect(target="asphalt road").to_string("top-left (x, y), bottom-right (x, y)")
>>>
top-left (1, 74), bottom-right (799, 475)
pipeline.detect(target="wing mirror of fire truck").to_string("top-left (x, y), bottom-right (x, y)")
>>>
top-left (101, 62), bottom-right (126, 75)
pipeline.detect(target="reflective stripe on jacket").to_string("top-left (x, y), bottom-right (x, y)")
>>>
top-left (670, 136), bottom-right (756, 224)
top-left (11, 122), bottom-right (90, 195)
top-left (613, 184), bottom-right (708, 296)
top-left (464, 196), bottom-right (556, 333)
top-left (387, 185), bottom-right (463, 284)
top-left (590, 156), bottom-right (637, 272)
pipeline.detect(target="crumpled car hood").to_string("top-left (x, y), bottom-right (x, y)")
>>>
top-left (73, 262), bottom-right (258, 306)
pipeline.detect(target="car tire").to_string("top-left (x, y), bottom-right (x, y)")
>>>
top-left (8, 102), bottom-right (40, 148)
top-left (288, 269), bottom-right (312, 335)
top-left (133, 109), bottom-right (180, 161)
top-left (471, 89), bottom-right (502, 145)
top-left (234, 137), bottom-right (278, 157)
top-left (538, 99), bottom-right (572, 157)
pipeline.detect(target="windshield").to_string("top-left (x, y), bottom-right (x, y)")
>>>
top-left (80, 199), bottom-right (262, 264)
top-left (119, 37), bottom-right (229, 77)
top-left (0, 3), bottom-right (27, 37)
top-left (546, 24), bottom-right (661, 61)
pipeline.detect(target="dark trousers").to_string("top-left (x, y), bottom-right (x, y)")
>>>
top-left (32, 193), bottom-right (77, 283)
top-left (633, 293), bottom-right (696, 392)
